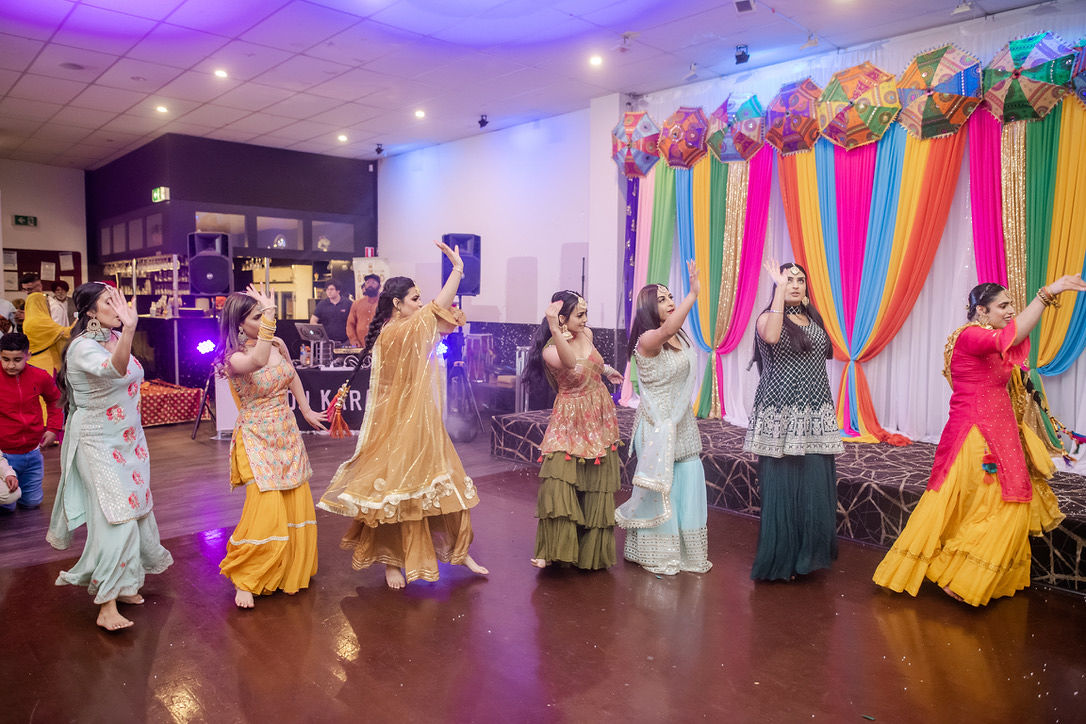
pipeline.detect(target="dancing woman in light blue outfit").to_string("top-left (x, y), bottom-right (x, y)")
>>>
top-left (47, 283), bottom-right (172, 631)
top-left (616, 263), bottom-right (712, 575)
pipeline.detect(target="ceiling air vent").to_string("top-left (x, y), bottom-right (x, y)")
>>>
top-left (734, 0), bottom-right (756, 12)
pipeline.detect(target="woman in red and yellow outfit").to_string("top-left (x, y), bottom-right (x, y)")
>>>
top-left (523, 291), bottom-right (623, 570)
top-left (874, 274), bottom-right (1086, 606)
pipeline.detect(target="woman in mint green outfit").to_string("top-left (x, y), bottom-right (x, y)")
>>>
top-left (47, 283), bottom-right (172, 631)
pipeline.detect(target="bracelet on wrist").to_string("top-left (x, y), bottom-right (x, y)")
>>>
top-left (767, 309), bottom-right (784, 314)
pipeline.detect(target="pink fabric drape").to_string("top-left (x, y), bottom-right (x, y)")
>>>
top-left (967, 110), bottom-right (1008, 285)
top-left (834, 143), bottom-right (878, 338)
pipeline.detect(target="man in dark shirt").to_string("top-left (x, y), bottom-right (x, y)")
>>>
top-left (310, 280), bottom-right (351, 343)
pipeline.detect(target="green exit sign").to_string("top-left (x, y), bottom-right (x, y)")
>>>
top-left (151, 186), bottom-right (170, 203)
top-left (12, 215), bottom-right (37, 227)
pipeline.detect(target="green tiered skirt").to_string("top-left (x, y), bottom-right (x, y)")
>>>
top-left (534, 450), bottom-right (621, 570)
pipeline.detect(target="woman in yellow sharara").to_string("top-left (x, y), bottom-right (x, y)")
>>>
top-left (319, 240), bottom-right (488, 589)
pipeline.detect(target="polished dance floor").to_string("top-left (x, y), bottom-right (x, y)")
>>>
top-left (1, 427), bottom-right (1084, 722)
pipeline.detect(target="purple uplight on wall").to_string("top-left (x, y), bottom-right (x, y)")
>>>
top-left (197, 339), bottom-right (216, 355)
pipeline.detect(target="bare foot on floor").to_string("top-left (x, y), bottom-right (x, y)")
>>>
top-left (97, 601), bottom-right (133, 631)
top-left (529, 558), bottom-right (548, 569)
top-left (942, 585), bottom-right (964, 603)
top-left (464, 555), bottom-right (489, 576)
top-left (117, 594), bottom-right (144, 605)
top-left (385, 565), bottom-right (406, 589)
top-left (234, 589), bottom-right (255, 609)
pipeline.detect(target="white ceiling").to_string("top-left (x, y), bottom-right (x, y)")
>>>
top-left (0, 0), bottom-right (1058, 169)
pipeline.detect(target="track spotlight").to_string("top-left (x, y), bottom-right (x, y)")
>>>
top-left (478, 114), bottom-right (489, 128)
top-left (735, 44), bottom-right (749, 64)
top-left (375, 143), bottom-right (384, 155)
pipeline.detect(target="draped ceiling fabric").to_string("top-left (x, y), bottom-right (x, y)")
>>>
top-left (778, 125), bottom-right (967, 444)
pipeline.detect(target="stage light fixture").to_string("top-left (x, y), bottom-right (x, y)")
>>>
top-left (375, 143), bottom-right (384, 155)
top-left (735, 44), bottom-right (750, 64)
top-left (800, 34), bottom-right (818, 50)
top-left (197, 340), bottom-right (216, 355)
top-left (951, 0), bottom-right (972, 14)
top-left (478, 114), bottom-right (488, 128)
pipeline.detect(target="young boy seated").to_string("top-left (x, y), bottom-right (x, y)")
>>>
top-left (0, 333), bottom-right (63, 511)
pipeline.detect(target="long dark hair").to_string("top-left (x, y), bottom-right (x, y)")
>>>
top-left (216, 292), bottom-right (258, 368)
top-left (749, 262), bottom-right (830, 375)
top-left (362, 276), bottom-right (416, 357)
top-left (57, 282), bottom-right (112, 416)
top-left (626, 284), bottom-right (691, 360)
top-left (967, 282), bottom-right (1006, 320)
top-left (522, 290), bottom-right (583, 389)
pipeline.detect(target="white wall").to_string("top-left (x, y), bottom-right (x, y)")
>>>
top-left (378, 108), bottom-right (598, 326)
top-left (0, 159), bottom-right (89, 293)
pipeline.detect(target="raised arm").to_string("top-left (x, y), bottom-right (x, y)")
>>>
top-left (224, 285), bottom-right (278, 376)
top-left (433, 240), bottom-right (464, 310)
top-left (541, 300), bottom-right (578, 370)
top-left (637, 261), bottom-right (699, 357)
top-left (1012, 273), bottom-right (1086, 345)
top-left (755, 258), bottom-right (788, 345)
top-left (106, 286), bottom-right (137, 376)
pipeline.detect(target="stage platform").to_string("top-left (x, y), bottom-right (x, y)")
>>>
top-left (491, 408), bottom-right (1086, 595)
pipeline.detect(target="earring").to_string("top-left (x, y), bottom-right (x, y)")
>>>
top-left (559, 323), bottom-right (573, 341)
top-left (238, 328), bottom-right (247, 345)
top-left (802, 295), bottom-right (809, 306)
top-left (85, 317), bottom-right (109, 342)
top-left (977, 313), bottom-right (992, 329)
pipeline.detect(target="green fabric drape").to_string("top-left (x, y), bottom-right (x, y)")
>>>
top-left (646, 164), bottom-right (676, 285)
top-left (1024, 110), bottom-right (1062, 443)
top-left (696, 158), bottom-right (729, 417)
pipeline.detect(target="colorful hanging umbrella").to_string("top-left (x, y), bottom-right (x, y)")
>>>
top-left (897, 44), bottom-right (982, 139)
top-left (707, 97), bottom-right (739, 163)
top-left (1072, 39), bottom-right (1086, 108)
top-left (731, 95), bottom-right (764, 161)
top-left (766, 78), bottom-right (822, 155)
top-left (817, 61), bottom-right (901, 149)
top-left (611, 111), bottom-right (660, 178)
top-left (983, 31), bottom-right (1075, 122)
top-left (658, 106), bottom-right (710, 168)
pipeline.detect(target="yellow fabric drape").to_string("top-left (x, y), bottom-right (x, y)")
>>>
top-left (1038, 101), bottom-right (1086, 365)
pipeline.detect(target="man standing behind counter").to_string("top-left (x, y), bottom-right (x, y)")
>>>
top-left (346, 274), bottom-right (381, 347)
top-left (310, 280), bottom-right (351, 343)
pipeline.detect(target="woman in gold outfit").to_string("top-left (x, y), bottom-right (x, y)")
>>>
top-left (319, 241), bottom-right (488, 589)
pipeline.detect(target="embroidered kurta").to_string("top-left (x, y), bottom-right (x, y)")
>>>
top-left (48, 336), bottom-right (153, 548)
top-left (228, 357), bottom-right (312, 491)
top-left (744, 321), bottom-right (843, 458)
top-left (318, 302), bottom-right (479, 525)
top-left (928, 321), bottom-right (1032, 502)
top-left (539, 345), bottom-right (620, 460)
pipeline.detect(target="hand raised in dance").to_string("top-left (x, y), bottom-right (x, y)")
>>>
top-left (544, 300), bottom-right (564, 329)
top-left (1047, 273), bottom-right (1086, 295)
top-left (687, 259), bottom-right (701, 298)
top-left (435, 239), bottom-right (463, 270)
top-left (301, 407), bottom-right (327, 431)
top-left (763, 257), bottom-right (787, 287)
top-left (107, 284), bottom-right (138, 330)
top-left (245, 283), bottom-right (275, 312)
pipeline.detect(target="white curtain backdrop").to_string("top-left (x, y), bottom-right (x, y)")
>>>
top-left (638, 4), bottom-right (1086, 468)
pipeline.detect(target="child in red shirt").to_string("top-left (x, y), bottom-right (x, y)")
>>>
top-left (0, 333), bottom-right (63, 510)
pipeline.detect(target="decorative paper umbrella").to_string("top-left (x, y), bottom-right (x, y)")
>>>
top-left (658, 106), bottom-right (710, 168)
top-left (611, 111), bottom-right (660, 178)
top-left (707, 97), bottom-right (739, 162)
top-left (897, 44), bottom-right (982, 139)
top-left (817, 61), bottom-right (901, 149)
top-left (731, 95), bottom-right (764, 161)
top-left (766, 78), bottom-right (822, 155)
top-left (983, 31), bottom-right (1075, 122)
top-left (1072, 39), bottom-right (1086, 108)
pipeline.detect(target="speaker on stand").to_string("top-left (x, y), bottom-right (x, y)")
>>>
top-left (187, 232), bottom-right (233, 296)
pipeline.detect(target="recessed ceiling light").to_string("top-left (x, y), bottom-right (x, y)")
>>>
top-left (155, 105), bottom-right (168, 113)
top-left (589, 55), bottom-right (603, 66)
top-left (213, 69), bottom-right (228, 78)
top-left (414, 109), bottom-right (426, 118)
top-left (337, 134), bottom-right (348, 142)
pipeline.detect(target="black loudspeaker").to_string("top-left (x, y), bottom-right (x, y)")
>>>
top-left (188, 231), bottom-right (228, 257)
top-left (440, 233), bottom-right (480, 296)
top-left (189, 252), bottom-right (233, 295)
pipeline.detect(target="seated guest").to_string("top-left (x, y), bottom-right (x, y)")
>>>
top-left (0, 295), bottom-right (16, 333)
top-left (0, 455), bottom-right (19, 511)
top-left (50, 280), bottom-right (76, 325)
top-left (309, 280), bottom-right (351, 343)
top-left (346, 274), bottom-right (381, 347)
top-left (0, 332), bottom-right (63, 510)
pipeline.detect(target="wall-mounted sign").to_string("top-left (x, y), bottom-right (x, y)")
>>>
top-left (151, 186), bottom-right (170, 203)
top-left (12, 215), bottom-right (37, 227)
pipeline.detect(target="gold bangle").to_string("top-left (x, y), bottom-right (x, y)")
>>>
top-left (451, 267), bottom-right (464, 275)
